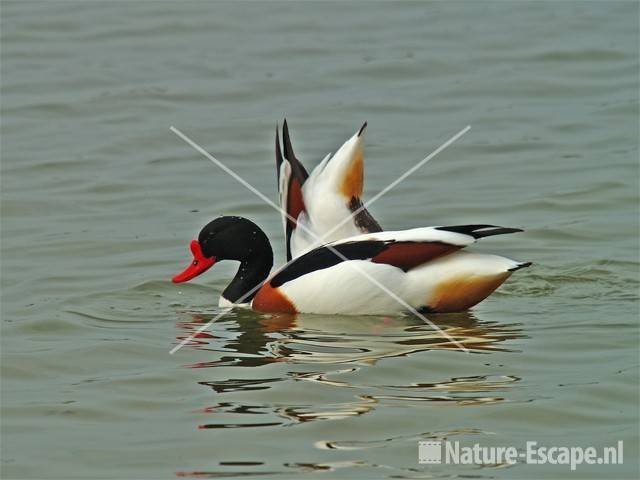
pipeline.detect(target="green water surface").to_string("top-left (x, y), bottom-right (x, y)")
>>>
top-left (1, 1), bottom-right (638, 479)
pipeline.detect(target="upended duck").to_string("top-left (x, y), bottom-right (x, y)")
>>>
top-left (172, 216), bottom-right (531, 315)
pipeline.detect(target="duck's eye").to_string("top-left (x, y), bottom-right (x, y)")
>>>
top-left (192, 260), bottom-right (199, 266)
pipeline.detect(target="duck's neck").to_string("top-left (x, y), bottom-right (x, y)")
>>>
top-left (221, 236), bottom-right (273, 305)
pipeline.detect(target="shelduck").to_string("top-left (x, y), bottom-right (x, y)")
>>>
top-left (172, 216), bottom-right (531, 315)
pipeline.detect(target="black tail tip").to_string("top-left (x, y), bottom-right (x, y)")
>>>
top-left (358, 121), bottom-right (368, 137)
top-left (436, 225), bottom-right (524, 239)
top-left (509, 262), bottom-right (532, 272)
top-left (474, 227), bottom-right (524, 238)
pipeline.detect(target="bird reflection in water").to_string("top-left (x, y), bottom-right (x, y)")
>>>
top-left (175, 311), bottom-right (525, 417)
top-left (175, 309), bottom-right (525, 367)
top-left (174, 310), bottom-right (526, 477)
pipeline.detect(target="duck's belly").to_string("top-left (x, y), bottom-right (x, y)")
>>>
top-left (271, 260), bottom-right (408, 315)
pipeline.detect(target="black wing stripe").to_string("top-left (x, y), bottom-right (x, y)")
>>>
top-left (270, 237), bottom-right (461, 287)
top-left (282, 119), bottom-right (309, 182)
top-left (436, 224), bottom-right (523, 239)
top-left (270, 240), bottom-right (387, 288)
top-left (275, 125), bottom-right (284, 183)
top-left (347, 196), bottom-right (382, 233)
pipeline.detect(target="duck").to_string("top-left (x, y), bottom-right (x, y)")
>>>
top-left (172, 216), bottom-right (531, 315)
top-left (275, 120), bottom-right (382, 261)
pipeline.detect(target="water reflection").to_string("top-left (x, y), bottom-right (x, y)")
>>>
top-left (194, 373), bottom-right (524, 430)
top-left (175, 310), bottom-right (527, 477)
top-left (196, 397), bottom-right (377, 429)
top-left (175, 310), bottom-right (525, 425)
top-left (176, 310), bottom-right (525, 366)
top-left (315, 427), bottom-right (490, 451)
top-left (176, 460), bottom-right (367, 478)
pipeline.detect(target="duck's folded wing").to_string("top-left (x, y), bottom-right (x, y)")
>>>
top-left (276, 121), bottom-right (310, 261)
top-left (253, 225), bottom-right (526, 314)
top-left (268, 225), bottom-right (518, 289)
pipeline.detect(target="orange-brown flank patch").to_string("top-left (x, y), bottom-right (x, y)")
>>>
top-left (427, 273), bottom-right (511, 312)
top-left (372, 242), bottom-right (459, 271)
top-left (252, 282), bottom-right (297, 314)
top-left (340, 151), bottom-right (364, 199)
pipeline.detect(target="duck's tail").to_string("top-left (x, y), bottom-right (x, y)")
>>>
top-left (508, 261), bottom-right (533, 272)
top-left (436, 224), bottom-right (524, 239)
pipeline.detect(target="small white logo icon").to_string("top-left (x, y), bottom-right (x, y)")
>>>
top-left (419, 441), bottom-right (442, 464)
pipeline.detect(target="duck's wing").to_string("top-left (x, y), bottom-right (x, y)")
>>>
top-left (283, 123), bottom-right (382, 258)
top-left (276, 120), bottom-right (309, 262)
top-left (276, 121), bottom-right (382, 260)
top-left (299, 123), bottom-right (382, 256)
top-left (252, 225), bottom-right (528, 314)
top-left (270, 224), bottom-right (519, 288)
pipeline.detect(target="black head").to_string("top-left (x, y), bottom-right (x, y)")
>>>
top-left (173, 216), bottom-right (273, 286)
top-left (197, 216), bottom-right (269, 262)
